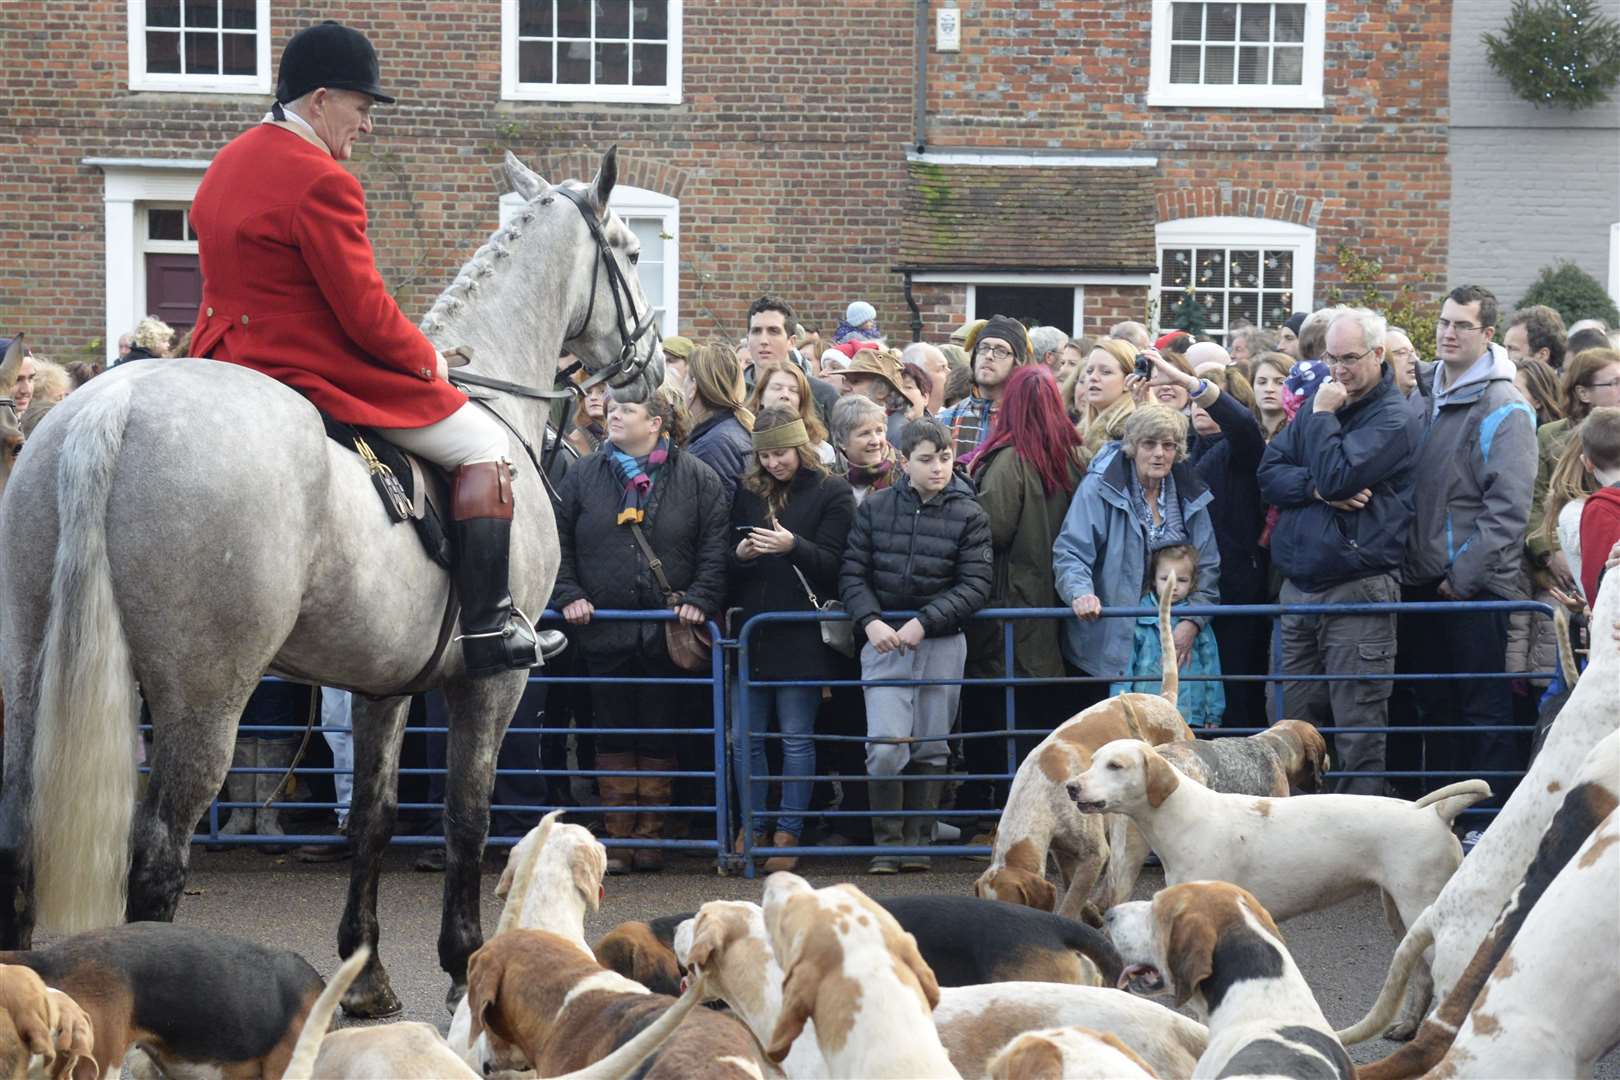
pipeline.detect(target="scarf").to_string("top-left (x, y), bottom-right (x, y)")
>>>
top-left (1128, 470), bottom-right (1186, 552)
top-left (608, 436), bottom-right (670, 525)
top-left (847, 453), bottom-right (898, 490)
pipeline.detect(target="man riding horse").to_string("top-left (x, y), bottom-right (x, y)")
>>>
top-left (189, 20), bottom-right (547, 675)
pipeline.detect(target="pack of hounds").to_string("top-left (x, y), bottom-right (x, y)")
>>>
top-left (3, 581), bottom-right (1617, 1078)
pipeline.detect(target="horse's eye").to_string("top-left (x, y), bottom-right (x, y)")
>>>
top-left (628, 251), bottom-right (640, 266)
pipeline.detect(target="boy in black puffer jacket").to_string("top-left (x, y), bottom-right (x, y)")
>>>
top-left (840, 417), bottom-right (993, 873)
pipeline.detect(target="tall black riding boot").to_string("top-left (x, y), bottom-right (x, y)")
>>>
top-left (452, 461), bottom-right (541, 676)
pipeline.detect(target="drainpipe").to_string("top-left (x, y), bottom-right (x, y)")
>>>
top-left (903, 272), bottom-right (924, 343)
top-left (914, 0), bottom-right (928, 154)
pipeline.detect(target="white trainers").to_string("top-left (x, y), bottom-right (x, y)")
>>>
top-left (1461, 829), bottom-right (1485, 855)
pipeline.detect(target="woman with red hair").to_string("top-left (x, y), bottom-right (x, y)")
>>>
top-left (959, 365), bottom-right (1087, 819)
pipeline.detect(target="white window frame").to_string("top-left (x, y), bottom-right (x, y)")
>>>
top-left (499, 184), bottom-right (679, 336)
top-left (1609, 222), bottom-right (1620, 310)
top-left (127, 0), bottom-right (272, 94)
top-left (1148, 0), bottom-right (1325, 110)
top-left (908, 271), bottom-right (1156, 338)
top-left (500, 0), bottom-right (683, 105)
top-left (1153, 216), bottom-right (1315, 338)
top-left (85, 158), bottom-right (210, 362)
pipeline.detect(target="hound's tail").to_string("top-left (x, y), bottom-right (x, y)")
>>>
top-left (1335, 908), bottom-right (1434, 1045)
top-left (1554, 604), bottom-right (1580, 689)
top-left (284, 947), bottom-right (370, 1080)
top-left (494, 809), bottom-right (562, 936)
top-left (1414, 780), bottom-right (1492, 826)
top-left (554, 971), bottom-right (710, 1080)
top-left (1157, 573), bottom-right (1178, 706)
top-left (31, 382), bottom-right (140, 933)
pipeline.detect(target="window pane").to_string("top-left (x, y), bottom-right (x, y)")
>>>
top-left (632, 43), bottom-right (667, 86)
top-left (1230, 249), bottom-right (1260, 289)
top-left (1275, 3), bottom-right (1306, 42)
top-left (557, 0), bottom-right (591, 38)
top-left (519, 0), bottom-right (553, 36)
top-left (1169, 44), bottom-right (1201, 84)
top-left (148, 208), bottom-right (185, 241)
top-left (147, 0), bottom-right (181, 27)
top-left (632, 0), bottom-right (667, 41)
top-left (557, 40), bottom-right (591, 83)
top-left (146, 30), bottom-right (181, 72)
top-left (1265, 296), bottom-right (1293, 326)
top-left (1197, 249), bottom-right (1225, 289)
top-left (184, 31), bottom-right (219, 73)
top-left (1204, 45), bottom-right (1235, 84)
top-left (1274, 46), bottom-right (1303, 84)
top-left (1240, 3), bottom-right (1271, 41)
top-left (518, 40), bottom-right (554, 83)
top-left (1229, 291), bottom-right (1259, 329)
top-left (596, 0), bottom-right (630, 38)
top-left (1205, 297), bottom-right (1225, 332)
top-left (1264, 250), bottom-right (1293, 290)
top-left (1162, 290), bottom-right (1190, 320)
top-left (595, 41), bottom-right (628, 84)
top-left (1171, 1), bottom-right (1202, 39)
top-left (186, 213), bottom-right (197, 241)
top-left (184, 0), bottom-right (217, 27)
top-left (1205, 3), bottom-right (1237, 40)
top-left (220, 0), bottom-right (255, 29)
top-left (222, 31), bottom-right (255, 75)
top-left (1238, 45), bottom-right (1268, 84)
top-left (1164, 248), bottom-right (1192, 288)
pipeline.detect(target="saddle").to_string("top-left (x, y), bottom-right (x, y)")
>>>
top-left (319, 412), bottom-right (453, 569)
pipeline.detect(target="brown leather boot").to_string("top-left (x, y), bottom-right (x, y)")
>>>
top-left (451, 461), bottom-right (540, 676)
top-left (595, 751), bottom-right (638, 875)
top-left (633, 756), bottom-right (675, 872)
top-left (762, 831), bottom-right (800, 874)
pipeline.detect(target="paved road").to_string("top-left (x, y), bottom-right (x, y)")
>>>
top-left (61, 844), bottom-right (1611, 1075)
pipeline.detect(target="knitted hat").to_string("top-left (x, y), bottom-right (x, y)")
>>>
top-left (971, 315), bottom-right (1030, 364)
top-left (661, 335), bottom-right (694, 360)
top-left (846, 300), bottom-right (877, 327)
top-left (1284, 312), bottom-right (1307, 337)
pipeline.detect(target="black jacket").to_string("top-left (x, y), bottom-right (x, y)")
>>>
top-left (839, 472), bottom-right (993, 637)
top-left (1189, 389), bottom-right (1269, 603)
top-left (1257, 367), bottom-right (1421, 592)
top-left (688, 412), bottom-right (753, 503)
top-left (730, 469), bottom-right (857, 681)
top-left (550, 444), bottom-right (730, 663)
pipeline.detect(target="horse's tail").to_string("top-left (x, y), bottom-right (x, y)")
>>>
top-left (30, 382), bottom-right (140, 933)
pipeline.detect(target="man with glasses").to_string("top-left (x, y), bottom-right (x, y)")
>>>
top-left (1258, 308), bottom-right (1420, 795)
top-left (936, 315), bottom-right (1029, 459)
top-left (1385, 328), bottom-right (1419, 397)
top-left (1400, 285), bottom-right (1537, 836)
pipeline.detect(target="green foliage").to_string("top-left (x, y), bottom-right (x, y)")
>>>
top-left (1517, 260), bottom-right (1620, 327)
top-left (1482, 0), bottom-right (1620, 110)
top-left (1322, 245), bottom-right (1441, 363)
top-left (1168, 291), bottom-right (1209, 336)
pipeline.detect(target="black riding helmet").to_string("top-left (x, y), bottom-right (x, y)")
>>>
top-left (274, 20), bottom-right (395, 104)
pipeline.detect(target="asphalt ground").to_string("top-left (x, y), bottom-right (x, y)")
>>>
top-left (56, 844), bottom-right (1614, 1076)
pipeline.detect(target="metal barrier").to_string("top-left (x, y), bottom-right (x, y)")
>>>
top-left (177, 610), bottom-right (729, 860)
top-left (731, 601), bottom-right (1557, 876)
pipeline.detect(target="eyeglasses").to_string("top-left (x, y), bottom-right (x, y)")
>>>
top-left (1322, 347), bottom-right (1375, 368)
top-left (1585, 379), bottom-right (1620, 391)
top-left (1436, 318), bottom-right (1485, 334)
top-left (976, 342), bottom-right (1016, 361)
top-left (1387, 346), bottom-right (1416, 358)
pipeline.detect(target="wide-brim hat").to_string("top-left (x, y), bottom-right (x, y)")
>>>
top-left (276, 21), bottom-right (395, 104)
top-left (662, 335), bottom-right (694, 360)
top-left (845, 348), bottom-right (905, 397)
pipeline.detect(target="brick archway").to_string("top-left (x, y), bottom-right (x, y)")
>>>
top-left (531, 149), bottom-right (691, 201)
top-left (1158, 184), bottom-right (1325, 230)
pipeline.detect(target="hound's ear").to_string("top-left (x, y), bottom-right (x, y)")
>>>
top-left (989, 1034), bottom-right (1065, 1080)
top-left (1164, 908), bottom-right (1218, 1007)
top-left (893, 927), bottom-right (941, 1011)
top-left (494, 849), bottom-right (518, 899)
top-left (1143, 747), bottom-right (1181, 808)
top-left (573, 844), bottom-right (606, 912)
top-left (684, 911), bottom-right (730, 974)
top-left (1023, 873), bottom-right (1057, 913)
top-left (465, 945), bottom-right (507, 1044)
top-left (765, 956), bottom-right (817, 1063)
top-left (590, 145), bottom-right (619, 218)
top-left (503, 151), bottom-right (548, 202)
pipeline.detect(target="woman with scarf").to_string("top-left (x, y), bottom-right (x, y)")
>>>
top-left (729, 407), bottom-right (856, 871)
top-left (551, 388), bottom-right (729, 873)
top-left (831, 394), bottom-right (902, 502)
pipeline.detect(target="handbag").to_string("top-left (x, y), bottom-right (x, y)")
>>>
top-left (629, 522), bottom-right (713, 672)
top-left (792, 565), bottom-right (857, 659)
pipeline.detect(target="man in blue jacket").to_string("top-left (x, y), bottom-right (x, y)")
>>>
top-left (1258, 308), bottom-right (1421, 795)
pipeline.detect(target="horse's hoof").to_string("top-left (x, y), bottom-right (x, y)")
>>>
top-left (446, 980), bottom-right (467, 1014)
top-left (341, 973), bottom-right (403, 1019)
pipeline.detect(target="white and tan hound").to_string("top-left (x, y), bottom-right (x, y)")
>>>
top-left (986, 1026), bottom-right (1158, 1079)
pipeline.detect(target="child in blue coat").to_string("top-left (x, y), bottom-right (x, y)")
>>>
top-left (1111, 544), bottom-right (1225, 727)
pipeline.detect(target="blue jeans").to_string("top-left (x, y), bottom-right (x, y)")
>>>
top-left (738, 685), bottom-right (820, 839)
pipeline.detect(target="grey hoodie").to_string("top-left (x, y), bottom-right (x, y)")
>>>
top-left (1404, 343), bottom-right (1537, 598)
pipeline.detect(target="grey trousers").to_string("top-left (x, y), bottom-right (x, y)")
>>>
top-left (861, 632), bottom-right (967, 776)
top-left (1280, 573), bottom-right (1398, 796)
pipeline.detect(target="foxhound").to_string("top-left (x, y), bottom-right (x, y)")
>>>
top-left (1106, 882), bottom-right (1353, 1080)
top-left (1073, 739), bottom-right (1488, 1033)
top-left (986, 1027), bottom-right (1158, 1079)
top-left (675, 899), bottom-right (1206, 1080)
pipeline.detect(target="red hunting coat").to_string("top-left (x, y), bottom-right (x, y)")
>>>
top-left (188, 121), bottom-right (465, 429)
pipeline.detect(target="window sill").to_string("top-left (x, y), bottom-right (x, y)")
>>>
top-left (128, 75), bottom-right (271, 95)
top-left (1147, 86), bottom-right (1323, 110)
top-left (500, 85), bottom-right (682, 106)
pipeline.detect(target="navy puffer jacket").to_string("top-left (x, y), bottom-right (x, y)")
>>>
top-left (839, 472), bottom-right (993, 637)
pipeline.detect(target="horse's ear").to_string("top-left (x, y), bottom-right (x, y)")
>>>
top-left (503, 152), bottom-right (548, 202)
top-left (0, 334), bottom-right (26, 390)
top-left (590, 145), bottom-right (619, 219)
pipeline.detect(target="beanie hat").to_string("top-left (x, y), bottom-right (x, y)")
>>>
top-left (1284, 312), bottom-right (1307, 337)
top-left (974, 315), bottom-right (1030, 364)
top-left (846, 300), bottom-right (877, 327)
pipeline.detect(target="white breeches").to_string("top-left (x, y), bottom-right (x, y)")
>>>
top-left (375, 402), bottom-right (509, 469)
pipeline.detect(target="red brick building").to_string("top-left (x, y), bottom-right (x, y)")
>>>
top-left (0, 1), bottom-right (1450, 361)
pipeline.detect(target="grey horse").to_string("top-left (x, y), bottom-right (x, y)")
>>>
top-left (0, 335), bottom-right (26, 482)
top-left (0, 147), bottom-right (662, 1017)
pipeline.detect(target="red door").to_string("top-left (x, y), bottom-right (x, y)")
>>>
top-left (144, 253), bottom-right (203, 332)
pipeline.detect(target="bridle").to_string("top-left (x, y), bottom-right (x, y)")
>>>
top-left (447, 183), bottom-right (660, 404)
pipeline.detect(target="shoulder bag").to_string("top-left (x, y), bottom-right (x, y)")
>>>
top-left (792, 564), bottom-right (857, 659)
top-left (629, 522), bottom-right (713, 672)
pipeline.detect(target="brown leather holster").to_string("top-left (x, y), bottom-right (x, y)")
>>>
top-left (451, 460), bottom-right (513, 521)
